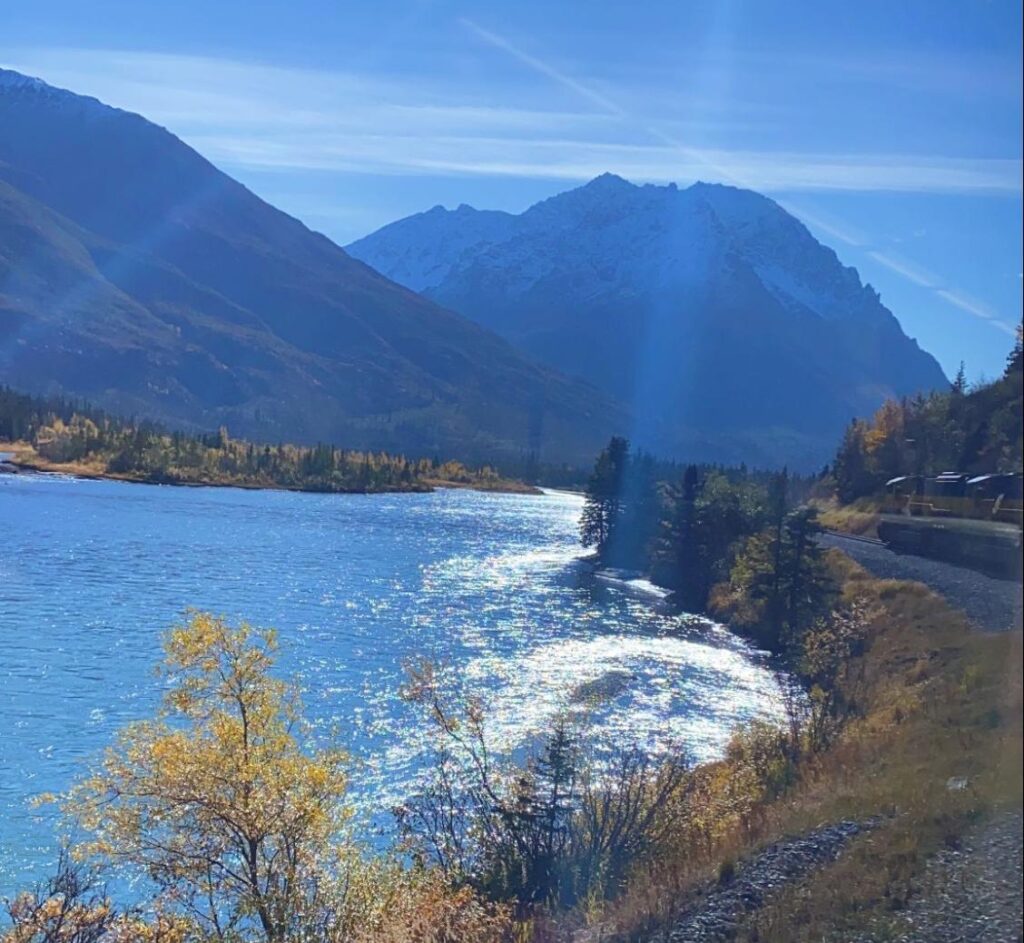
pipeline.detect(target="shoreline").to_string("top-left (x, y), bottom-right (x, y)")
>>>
top-left (0, 444), bottom-right (541, 498)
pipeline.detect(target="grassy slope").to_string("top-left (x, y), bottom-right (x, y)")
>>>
top-left (559, 552), bottom-right (1022, 942)
top-left (813, 496), bottom-right (883, 538)
top-left (736, 559), bottom-right (1021, 940)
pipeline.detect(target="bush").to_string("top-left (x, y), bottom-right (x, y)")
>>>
top-left (398, 661), bottom-right (691, 911)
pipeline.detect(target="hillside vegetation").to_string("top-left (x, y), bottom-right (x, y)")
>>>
top-left (830, 324), bottom-right (1023, 503)
top-left (564, 557), bottom-right (1021, 942)
top-left (4, 551), bottom-right (1017, 942)
top-left (0, 387), bottom-right (534, 494)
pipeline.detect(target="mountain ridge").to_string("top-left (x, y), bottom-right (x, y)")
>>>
top-left (0, 68), bottom-right (625, 464)
top-left (347, 174), bottom-right (948, 467)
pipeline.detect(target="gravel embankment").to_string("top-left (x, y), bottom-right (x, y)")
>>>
top-left (858, 811), bottom-right (1023, 943)
top-left (662, 820), bottom-right (874, 942)
top-left (819, 533), bottom-right (1022, 633)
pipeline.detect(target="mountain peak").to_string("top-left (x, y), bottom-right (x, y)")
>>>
top-left (348, 175), bottom-right (948, 467)
top-left (0, 67), bottom-right (125, 121)
top-left (583, 172), bottom-right (633, 190)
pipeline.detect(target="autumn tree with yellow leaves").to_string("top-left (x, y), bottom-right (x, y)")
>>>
top-left (1, 614), bottom-right (514, 943)
top-left (831, 325), bottom-right (1023, 502)
top-left (64, 613), bottom-right (351, 941)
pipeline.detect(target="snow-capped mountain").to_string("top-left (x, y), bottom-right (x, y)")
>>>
top-left (348, 175), bottom-right (948, 467)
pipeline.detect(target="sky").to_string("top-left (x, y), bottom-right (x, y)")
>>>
top-left (1, 0), bottom-right (1021, 381)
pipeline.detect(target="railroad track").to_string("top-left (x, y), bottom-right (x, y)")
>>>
top-left (822, 529), bottom-right (886, 547)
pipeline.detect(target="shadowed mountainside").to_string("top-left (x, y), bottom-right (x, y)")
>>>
top-left (0, 69), bottom-right (624, 464)
top-left (349, 174), bottom-right (948, 468)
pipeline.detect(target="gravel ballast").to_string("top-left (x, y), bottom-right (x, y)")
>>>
top-left (662, 820), bottom-right (874, 942)
top-left (819, 533), bottom-right (1022, 632)
top-left (859, 811), bottom-right (1023, 943)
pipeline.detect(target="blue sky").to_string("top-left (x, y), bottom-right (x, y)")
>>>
top-left (2, 0), bottom-right (1021, 381)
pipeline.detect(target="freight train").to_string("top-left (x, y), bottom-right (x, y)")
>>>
top-left (882, 472), bottom-right (1023, 526)
top-left (879, 472), bottom-right (1022, 579)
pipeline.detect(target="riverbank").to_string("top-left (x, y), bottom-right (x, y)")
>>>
top-left (557, 552), bottom-right (1023, 942)
top-left (0, 441), bottom-right (540, 496)
top-left (2, 481), bottom-right (789, 901)
top-left (3, 470), bottom-right (1018, 939)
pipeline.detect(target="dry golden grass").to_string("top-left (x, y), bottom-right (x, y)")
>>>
top-left (0, 440), bottom-right (138, 482)
top-left (728, 571), bottom-right (1022, 942)
top-left (545, 552), bottom-right (1022, 942)
top-left (0, 440), bottom-right (537, 496)
top-left (813, 496), bottom-right (883, 538)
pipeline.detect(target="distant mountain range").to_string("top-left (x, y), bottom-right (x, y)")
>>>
top-left (0, 68), bottom-right (947, 470)
top-left (0, 69), bottom-right (622, 464)
top-left (349, 174), bottom-right (949, 467)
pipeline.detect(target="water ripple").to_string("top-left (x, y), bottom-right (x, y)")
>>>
top-left (0, 475), bottom-right (783, 892)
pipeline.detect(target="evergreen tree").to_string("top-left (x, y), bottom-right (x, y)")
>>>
top-left (728, 507), bottom-right (835, 651)
top-left (652, 470), bottom-right (765, 612)
top-left (779, 507), bottom-right (835, 641)
top-left (951, 361), bottom-right (968, 397)
top-left (1007, 322), bottom-right (1023, 377)
top-left (655, 465), bottom-right (702, 607)
top-left (832, 419), bottom-right (873, 503)
top-left (614, 449), bottom-right (661, 567)
top-left (579, 436), bottom-right (630, 560)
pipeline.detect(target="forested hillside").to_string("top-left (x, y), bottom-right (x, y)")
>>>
top-left (831, 325), bottom-right (1023, 502)
top-left (0, 387), bottom-right (527, 493)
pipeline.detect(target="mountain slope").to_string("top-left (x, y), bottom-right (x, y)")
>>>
top-left (349, 174), bottom-right (948, 467)
top-left (0, 69), bottom-right (623, 463)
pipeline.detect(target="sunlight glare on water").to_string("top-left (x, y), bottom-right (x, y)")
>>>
top-left (0, 473), bottom-right (784, 892)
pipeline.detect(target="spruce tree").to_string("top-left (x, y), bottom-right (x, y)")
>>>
top-left (579, 436), bottom-right (629, 560)
top-left (1007, 323), bottom-right (1023, 377)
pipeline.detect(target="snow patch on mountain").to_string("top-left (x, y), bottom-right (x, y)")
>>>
top-left (0, 68), bottom-right (124, 121)
top-left (345, 173), bottom-right (948, 468)
top-left (348, 204), bottom-right (516, 292)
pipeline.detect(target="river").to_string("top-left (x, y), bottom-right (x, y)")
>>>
top-left (0, 471), bottom-right (784, 892)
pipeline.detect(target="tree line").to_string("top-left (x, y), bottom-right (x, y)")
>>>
top-left (830, 323), bottom-right (1022, 503)
top-left (0, 386), bottom-right (513, 494)
top-left (579, 437), bottom-right (833, 653)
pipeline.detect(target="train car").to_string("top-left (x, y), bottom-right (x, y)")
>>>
top-left (912, 472), bottom-right (970, 518)
top-left (883, 475), bottom-right (923, 515)
top-left (885, 472), bottom-right (1022, 524)
top-left (879, 471), bottom-right (1022, 579)
top-left (966, 472), bottom-right (1023, 526)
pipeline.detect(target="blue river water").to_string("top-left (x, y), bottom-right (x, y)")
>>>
top-left (0, 471), bottom-right (784, 892)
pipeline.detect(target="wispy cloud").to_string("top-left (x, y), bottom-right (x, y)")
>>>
top-left (1, 47), bottom-right (1019, 196)
top-left (866, 251), bottom-right (943, 288)
top-left (2, 43), bottom-right (1018, 338)
top-left (861, 250), bottom-right (1016, 335)
top-left (453, 21), bottom-right (1020, 338)
top-left (458, 20), bottom-right (624, 118)
top-left (935, 289), bottom-right (1016, 334)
